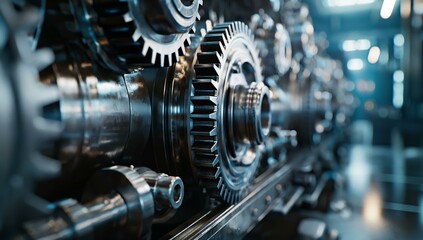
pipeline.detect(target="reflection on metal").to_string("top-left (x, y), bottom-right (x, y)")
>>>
top-left (0, 0), bottom-right (356, 238)
top-left (165, 151), bottom-right (310, 239)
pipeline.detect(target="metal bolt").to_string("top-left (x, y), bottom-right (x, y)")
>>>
top-left (265, 195), bottom-right (272, 205)
top-left (276, 184), bottom-right (283, 194)
top-left (251, 208), bottom-right (259, 217)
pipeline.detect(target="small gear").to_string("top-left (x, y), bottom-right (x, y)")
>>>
top-left (190, 21), bottom-right (271, 204)
top-left (0, 0), bottom-right (61, 232)
top-left (250, 10), bottom-right (292, 78)
top-left (72, 0), bottom-right (202, 71)
top-left (282, 2), bottom-right (317, 60)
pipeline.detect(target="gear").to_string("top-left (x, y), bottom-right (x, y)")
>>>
top-left (250, 10), bottom-right (292, 78)
top-left (282, 2), bottom-right (317, 60)
top-left (72, 0), bottom-right (202, 71)
top-left (190, 21), bottom-right (271, 204)
top-left (0, 0), bottom-right (60, 232)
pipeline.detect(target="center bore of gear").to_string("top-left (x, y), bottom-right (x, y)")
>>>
top-left (229, 82), bottom-right (271, 146)
top-left (190, 21), bottom-right (270, 204)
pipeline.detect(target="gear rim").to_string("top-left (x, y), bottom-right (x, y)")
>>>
top-left (190, 21), bottom-right (268, 204)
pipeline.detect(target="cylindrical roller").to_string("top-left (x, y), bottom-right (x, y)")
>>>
top-left (40, 45), bottom-right (151, 172)
top-left (136, 167), bottom-right (185, 211)
top-left (231, 82), bottom-right (271, 145)
top-left (22, 166), bottom-right (184, 239)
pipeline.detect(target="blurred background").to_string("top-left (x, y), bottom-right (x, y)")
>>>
top-left (305, 0), bottom-right (421, 146)
top-left (249, 1), bottom-right (423, 239)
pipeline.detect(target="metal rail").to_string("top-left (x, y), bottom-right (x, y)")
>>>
top-left (164, 150), bottom-right (312, 239)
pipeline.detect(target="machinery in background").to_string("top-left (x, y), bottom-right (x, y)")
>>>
top-left (0, 0), bottom-right (354, 239)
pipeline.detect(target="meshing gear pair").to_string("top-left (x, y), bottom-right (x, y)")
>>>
top-left (161, 21), bottom-right (271, 204)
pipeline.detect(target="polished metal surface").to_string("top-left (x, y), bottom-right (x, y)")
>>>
top-left (137, 167), bottom-right (185, 211)
top-left (23, 166), bottom-right (184, 239)
top-left (190, 21), bottom-right (266, 203)
top-left (0, 0), bottom-right (356, 239)
top-left (231, 82), bottom-right (271, 145)
top-left (41, 45), bottom-right (151, 171)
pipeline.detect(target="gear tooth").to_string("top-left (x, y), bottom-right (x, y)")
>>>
top-left (209, 29), bottom-right (230, 44)
top-left (201, 177), bottom-right (222, 189)
top-left (142, 43), bottom-right (150, 56)
top-left (184, 36), bottom-right (192, 47)
top-left (151, 50), bottom-right (158, 65)
top-left (174, 51), bottom-right (180, 62)
top-left (232, 194), bottom-right (237, 204)
top-left (193, 153), bottom-right (219, 167)
top-left (123, 12), bottom-right (133, 22)
top-left (226, 191), bottom-right (232, 203)
top-left (203, 33), bottom-right (227, 46)
top-left (200, 41), bottom-right (224, 55)
top-left (228, 22), bottom-right (236, 36)
top-left (168, 54), bottom-right (174, 66)
top-left (191, 112), bottom-right (217, 120)
top-left (194, 64), bottom-right (220, 77)
top-left (191, 96), bottom-right (218, 104)
top-left (234, 193), bottom-right (240, 203)
top-left (234, 22), bottom-right (240, 33)
top-left (190, 25), bottom-right (196, 34)
top-left (192, 104), bottom-right (217, 116)
top-left (159, 54), bottom-right (165, 67)
top-left (132, 28), bottom-right (142, 42)
top-left (192, 139), bottom-right (218, 152)
top-left (207, 167), bottom-right (221, 179)
top-left (220, 185), bottom-right (226, 196)
top-left (191, 126), bottom-right (217, 136)
top-left (196, 12), bottom-right (201, 21)
top-left (180, 45), bottom-right (187, 56)
top-left (217, 177), bottom-right (223, 189)
top-left (192, 79), bottom-right (219, 93)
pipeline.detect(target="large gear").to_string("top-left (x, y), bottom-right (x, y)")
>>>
top-left (190, 21), bottom-right (271, 204)
top-left (0, 0), bottom-right (60, 232)
top-left (72, 0), bottom-right (202, 71)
